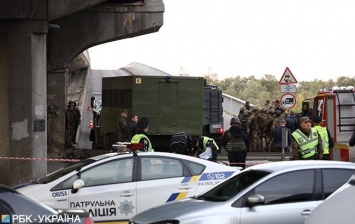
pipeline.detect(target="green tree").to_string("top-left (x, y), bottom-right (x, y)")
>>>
top-left (210, 74), bottom-right (352, 112)
top-left (336, 76), bottom-right (355, 87)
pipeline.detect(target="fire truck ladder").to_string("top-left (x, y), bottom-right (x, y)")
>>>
top-left (335, 90), bottom-right (355, 132)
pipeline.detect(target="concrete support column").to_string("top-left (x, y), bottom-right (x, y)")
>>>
top-left (0, 23), bottom-right (47, 186)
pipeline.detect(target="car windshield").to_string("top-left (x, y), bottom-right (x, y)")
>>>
top-left (197, 170), bottom-right (270, 202)
top-left (36, 159), bottom-right (96, 184)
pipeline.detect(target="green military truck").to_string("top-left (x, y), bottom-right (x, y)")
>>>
top-left (90, 74), bottom-right (206, 151)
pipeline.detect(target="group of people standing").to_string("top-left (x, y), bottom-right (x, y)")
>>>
top-left (220, 113), bottom-right (335, 169)
top-left (115, 109), bottom-right (153, 152)
top-left (219, 98), bottom-right (339, 169)
top-left (115, 101), bottom-right (352, 170)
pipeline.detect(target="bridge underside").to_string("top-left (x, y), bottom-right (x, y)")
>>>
top-left (0, 0), bottom-right (164, 186)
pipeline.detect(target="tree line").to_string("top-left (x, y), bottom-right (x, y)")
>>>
top-left (206, 75), bottom-right (355, 112)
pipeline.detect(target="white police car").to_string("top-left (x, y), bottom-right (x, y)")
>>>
top-left (16, 152), bottom-right (240, 223)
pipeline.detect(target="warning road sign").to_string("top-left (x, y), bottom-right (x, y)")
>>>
top-left (279, 67), bottom-right (297, 84)
top-left (280, 93), bottom-right (296, 108)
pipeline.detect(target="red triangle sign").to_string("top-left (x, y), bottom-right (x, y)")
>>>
top-left (279, 67), bottom-right (297, 84)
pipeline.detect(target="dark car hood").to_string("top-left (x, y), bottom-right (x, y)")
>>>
top-left (131, 198), bottom-right (224, 223)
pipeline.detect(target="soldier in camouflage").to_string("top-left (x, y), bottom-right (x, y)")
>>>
top-left (264, 108), bottom-right (275, 152)
top-left (247, 107), bottom-right (264, 152)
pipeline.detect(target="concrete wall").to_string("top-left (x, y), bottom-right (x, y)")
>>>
top-left (0, 0), bottom-right (164, 186)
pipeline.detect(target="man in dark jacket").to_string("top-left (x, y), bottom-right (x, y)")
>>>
top-left (127, 115), bottom-right (138, 140)
top-left (70, 101), bottom-right (81, 144)
top-left (116, 109), bottom-right (129, 142)
top-left (285, 110), bottom-right (299, 133)
top-left (273, 117), bottom-right (292, 153)
top-left (220, 117), bottom-right (250, 169)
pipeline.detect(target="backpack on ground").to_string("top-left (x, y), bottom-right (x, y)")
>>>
top-left (169, 132), bottom-right (191, 154)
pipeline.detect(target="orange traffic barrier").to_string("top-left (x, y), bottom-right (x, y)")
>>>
top-left (88, 120), bottom-right (93, 128)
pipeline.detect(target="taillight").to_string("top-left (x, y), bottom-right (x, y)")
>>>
top-left (84, 217), bottom-right (95, 224)
top-left (217, 128), bottom-right (224, 133)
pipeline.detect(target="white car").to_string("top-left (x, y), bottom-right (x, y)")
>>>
top-left (305, 174), bottom-right (355, 224)
top-left (15, 152), bottom-right (240, 223)
top-left (129, 160), bottom-right (355, 224)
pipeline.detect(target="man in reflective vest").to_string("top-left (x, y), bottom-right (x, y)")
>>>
top-left (313, 115), bottom-right (334, 160)
top-left (291, 117), bottom-right (323, 160)
top-left (131, 117), bottom-right (154, 152)
top-left (196, 136), bottom-right (219, 162)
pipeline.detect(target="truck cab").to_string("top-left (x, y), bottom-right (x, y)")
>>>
top-left (312, 86), bottom-right (355, 161)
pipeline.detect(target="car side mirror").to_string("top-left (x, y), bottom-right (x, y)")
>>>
top-left (71, 179), bottom-right (85, 193)
top-left (247, 194), bottom-right (265, 207)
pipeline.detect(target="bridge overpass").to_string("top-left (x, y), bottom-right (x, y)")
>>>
top-left (0, 0), bottom-right (164, 186)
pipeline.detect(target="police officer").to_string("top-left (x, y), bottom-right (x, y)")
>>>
top-left (196, 136), bottom-right (219, 162)
top-left (220, 117), bottom-right (250, 169)
top-left (131, 117), bottom-right (154, 152)
top-left (291, 117), bottom-right (323, 160)
top-left (313, 115), bottom-right (334, 160)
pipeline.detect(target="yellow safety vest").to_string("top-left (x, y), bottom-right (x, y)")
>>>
top-left (292, 128), bottom-right (319, 159)
top-left (314, 126), bottom-right (329, 155)
top-left (131, 134), bottom-right (154, 152)
top-left (201, 136), bottom-right (219, 151)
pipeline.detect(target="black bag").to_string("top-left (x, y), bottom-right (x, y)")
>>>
top-left (169, 132), bottom-right (191, 154)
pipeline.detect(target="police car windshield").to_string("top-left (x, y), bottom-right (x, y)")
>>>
top-left (197, 170), bottom-right (270, 202)
top-left (36, 159), bottom-right (96, 184)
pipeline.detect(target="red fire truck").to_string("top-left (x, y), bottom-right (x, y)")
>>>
top-left (312, 86), bottom-right (355, 161)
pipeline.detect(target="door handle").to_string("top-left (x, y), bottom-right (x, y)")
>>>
top-left (119, 191), bottom-right (134, 197)
top-left (301, 209), bottom-right (311, 216)
top-left (178, 185), bottom-right (192, 190)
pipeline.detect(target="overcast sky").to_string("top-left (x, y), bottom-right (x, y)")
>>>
top-left (89, 0), bottom-right (355, 82)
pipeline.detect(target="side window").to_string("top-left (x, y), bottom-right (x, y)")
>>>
top-left (52, 175), bottom-right (77, 191)
top-left (182, 160), bottom-right (206, 175)
top-left (254, 170), bottom-right (315, 205)
top-left (322, 169), bottom-right (355, 198)
top-left (141, 157), bottom-right (183, 180)
top-left (79, 158), bottom-right (133, 186)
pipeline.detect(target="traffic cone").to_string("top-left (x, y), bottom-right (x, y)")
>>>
top-left (88, 120), bottom-right (93, 128)
top-left (87, 104), bottom-right (92, 111)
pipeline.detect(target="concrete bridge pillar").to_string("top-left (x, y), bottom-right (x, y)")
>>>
top-left (0, 21), bottom-right (47, 186)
